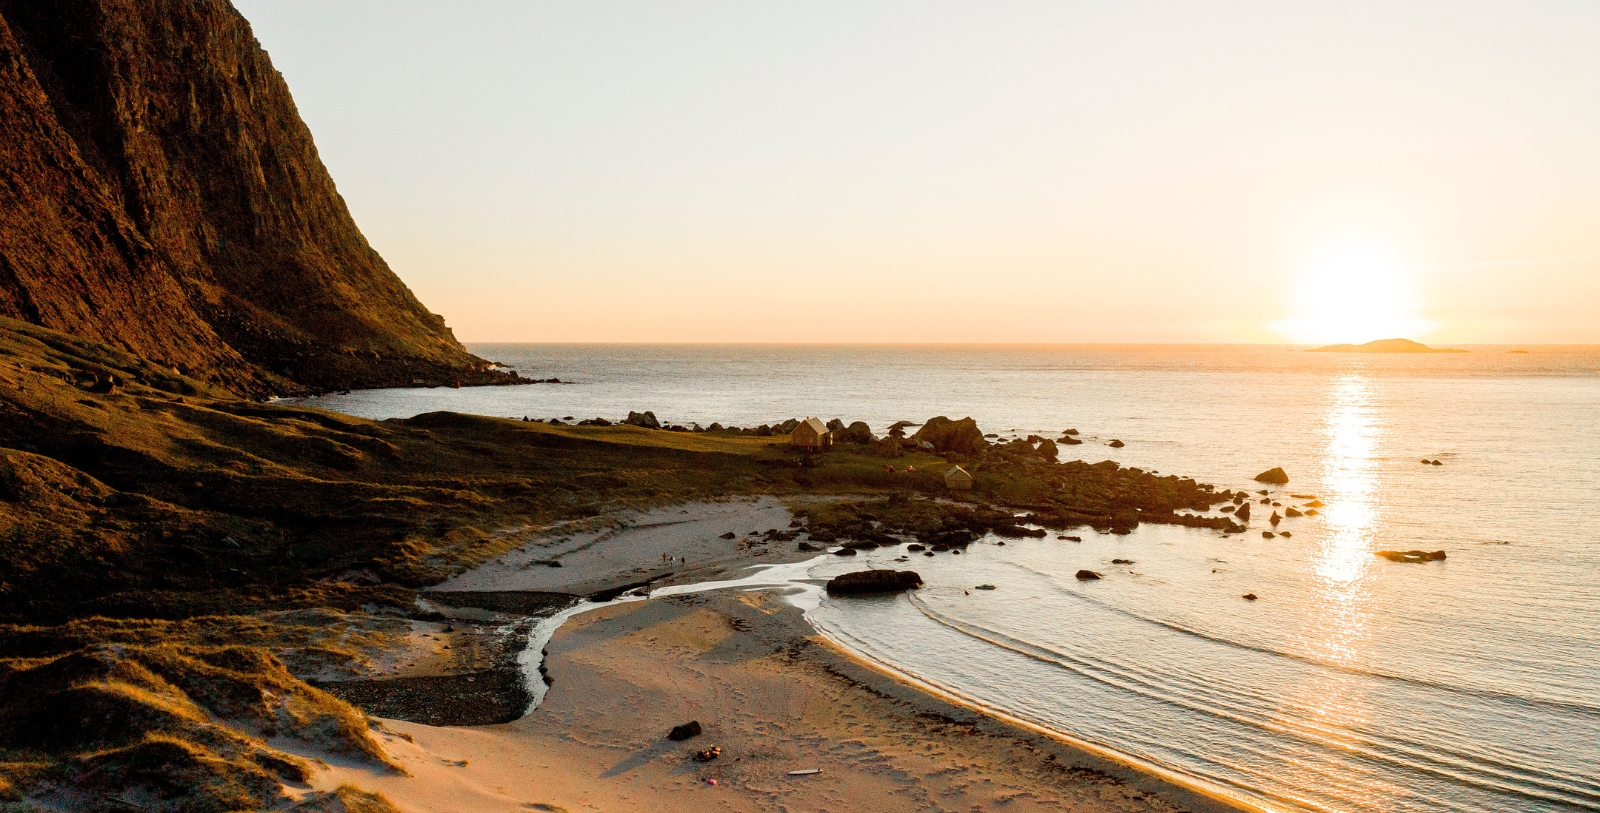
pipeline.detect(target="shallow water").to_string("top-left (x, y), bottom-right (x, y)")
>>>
top-left (291, 344), bottom-right (1600, 813)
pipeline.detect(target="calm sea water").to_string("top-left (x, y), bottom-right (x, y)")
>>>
top-left (289, 344), bottom-right (1600, 813)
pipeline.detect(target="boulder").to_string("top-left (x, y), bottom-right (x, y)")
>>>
top-left (826, 418), bottom-right (847, 432)
top-left (1059, 435), bottom-right (1084, 445)
top-left (912, 417), bottom-right (989, 456)
top-left (833, 548), bottom-right (857, 557)
top-left (1254, 467), bottom-right (1289, 485)
top-left (668, 721), bottom-right (702, 741)
top-left (825, 569), bottom-right (923, 595)
top-left (1062, 428), bottom-right (1080, 435)
top-left (625, 411), bottom-right (661, 429)
top-left (1036, 438), bottom-right (1059, 461)
top-left (839, 421), bottom-right (875, 444)
top-left (1235, 502), bottom-right (1251, 522)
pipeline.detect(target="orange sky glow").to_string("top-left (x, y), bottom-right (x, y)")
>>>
top-left (239, 1), bottom-right (1600, 344)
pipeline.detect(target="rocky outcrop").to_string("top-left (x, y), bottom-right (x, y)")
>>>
top-left (912, 416), bottom-right (988, 456)
top-left (624, 411), bottom-right (662, 429)
top-left (0, 0), bottom-right (508, 395)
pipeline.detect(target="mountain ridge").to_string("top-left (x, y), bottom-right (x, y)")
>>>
top-left (0, 0), bottom-right (513, 395)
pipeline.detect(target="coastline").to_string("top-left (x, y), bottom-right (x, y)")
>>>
top-left (302, 498), bottom-right (1259, 813)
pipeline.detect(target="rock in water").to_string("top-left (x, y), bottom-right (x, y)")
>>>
top-left (825, 570), bottom-right (923, 595)
top-left (1108, 439), bottom-right (1125, 448)
top-left (1270, 510), bottom-right (1281, 527)
top-left (668, 721), bottom-right (702, 741)
top-left (1254, 467), bottom-right (1290, 485)
top-left (1075, 570), bottom-right (1102, 581)
top-left (1376, 550), bottom-right (1447, 563)
top-left (1235, 502), bottom-right (1251, 522)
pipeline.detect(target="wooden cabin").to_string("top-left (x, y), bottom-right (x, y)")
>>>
top-left (944, 465), bottom-right (973, 491)
top-left (791, 417), bottom-right (833, 451)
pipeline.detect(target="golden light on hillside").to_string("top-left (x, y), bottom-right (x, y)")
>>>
top-left (1273, 237), bottom-right (1432, 344)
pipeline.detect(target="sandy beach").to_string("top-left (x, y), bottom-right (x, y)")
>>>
top-left (305, 499), bottom-right (1252, 813)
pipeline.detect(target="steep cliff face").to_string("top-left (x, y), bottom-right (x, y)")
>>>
top-left (0, 0), bottom-right (503, 395)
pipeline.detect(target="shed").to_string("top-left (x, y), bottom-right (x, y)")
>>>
top-left (944, 465), bottom-right (973, 490)
top-left (791, 417), bottom-right (833, 450)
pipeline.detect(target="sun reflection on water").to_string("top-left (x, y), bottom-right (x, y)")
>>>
top-left (1271, 374), bottom-right (1389, 808)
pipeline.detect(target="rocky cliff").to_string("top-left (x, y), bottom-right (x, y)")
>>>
top-left (0, 0), bottom-right (507, 395)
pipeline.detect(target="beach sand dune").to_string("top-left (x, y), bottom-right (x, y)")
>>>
top-left (314, 589), bottom-right (1244, 812)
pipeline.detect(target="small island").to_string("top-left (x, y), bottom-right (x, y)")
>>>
top-left (1308, 338), bottom-right (1467, 354)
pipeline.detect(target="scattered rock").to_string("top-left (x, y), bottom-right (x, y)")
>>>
top-left (1303, 500), bottom-right (1325, 508)
top-left (826, 569), bottom-right (923, 595)
top-left (1269, 511), bottom-right (1281, 527)
top-left (1432, 459), bottom-right (1443, 466)
top-left (1108, 439), bottom-right (1125, 448)
top-left (974, 584), bottom-right (996, 590)
top-left (1242, 593), bottom-right (1258, 601)
top-left (906, 543), bottom-right (925, 552)
top-left (1285, 507), bottom-right (1303, 518)
top-left (1111, 558), bottom-right (1134, 564)
top-left (1262, 531), bottom-right (1275, 539)
top-left (1280, 531), bottom-right (1291, 537)
top-left (1075, 570), bottom-right (1102, 581)
top-left (1235, 502), bottom-right (1251, 522)
top-left (668, 721), bottom-right (702, 741)
top-left (1254, 467), bottom-right (1290, 485)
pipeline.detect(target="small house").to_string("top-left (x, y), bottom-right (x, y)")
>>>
top-left (944, 465), bottom-right (973, 491)
top-left (791, 416), bottom-right (832, 451)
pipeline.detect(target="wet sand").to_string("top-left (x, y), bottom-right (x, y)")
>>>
top-left (312, 589), bottom-right (1253, 812)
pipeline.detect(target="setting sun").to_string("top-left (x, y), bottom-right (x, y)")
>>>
top-left (1274, 237), bottom-right (1433, 344)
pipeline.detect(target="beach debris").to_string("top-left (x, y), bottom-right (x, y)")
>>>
top-left (668, 721), bottom-right (702, 741)
top-left (787, 768), bottom-right (822, 776)
top-left (975, 584), bottom-right (996, 590)
top-left (695, 746), bottom-right (722, 762)
top-left (1109, 439), bottom-right (1125, 448)
top-left (1243, 593), bottom-right (1258, 601)
top-left (1254, 467), bottom-right (1290, 485)
top-left (1376, 550), bottom-right (1447, 563)
top-left (826, 569), bottom-right (923, 595)
top-left (1075, 570), bottom-right (1102, 581)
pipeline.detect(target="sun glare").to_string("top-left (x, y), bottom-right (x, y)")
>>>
top-left (1273, 238), bottom-right (1432, 344)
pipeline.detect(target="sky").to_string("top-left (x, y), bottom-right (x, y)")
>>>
top-left (235, 0), bottom-right (1600, 344)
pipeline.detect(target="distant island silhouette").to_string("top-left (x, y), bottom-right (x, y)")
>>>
top-left (1308, 338), bottom-right (1467, 353)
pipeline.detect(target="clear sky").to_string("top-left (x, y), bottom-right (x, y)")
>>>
top-left (236, 0), bottom-right (1600, 344)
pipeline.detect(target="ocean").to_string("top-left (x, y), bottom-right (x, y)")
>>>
top-left (287, 344), bottom-right (1600, 813)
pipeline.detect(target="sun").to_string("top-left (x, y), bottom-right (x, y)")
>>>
top-left (1272, 237), bottom-right (1433, 344)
